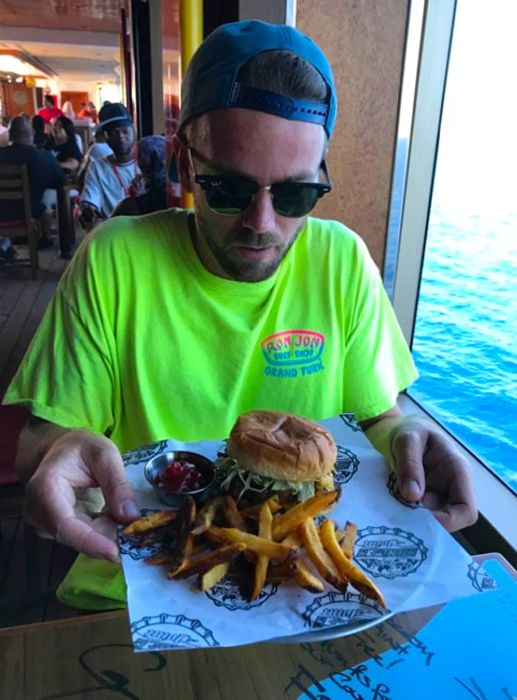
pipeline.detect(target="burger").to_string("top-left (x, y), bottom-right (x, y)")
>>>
top-left (215, 410), bottom-right (337, 503)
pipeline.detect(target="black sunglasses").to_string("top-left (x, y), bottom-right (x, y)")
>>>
top-left (188, 147), bottom-right (331, 218)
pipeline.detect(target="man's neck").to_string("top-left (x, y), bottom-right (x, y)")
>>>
top-left (111, 153), bottom-right (134, 165)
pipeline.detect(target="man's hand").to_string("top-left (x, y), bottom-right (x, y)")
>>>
top-left (363, 413), bottom-right (477, 532)
top-left (78, 202), bottom-right (103, 228)
top-left (23, 430), bottom-right (140, 563)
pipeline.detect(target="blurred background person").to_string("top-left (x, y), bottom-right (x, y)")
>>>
top-left (79, 103), bottom-right (139, 229)
top-left (31, 115), bottom-right (47, 148)
top-left (45, 116), bottom-right (82, 172)
top-left (112, 135), bottom-right (167, 216)
top-left (0, 116), bottom-right (64, 249)
top-left (37, 95), bottom-right (63, 124)
top-left (0, 123), bottom-right (8, 147)
top-left (78, 101), bottom-right (98, 124)
top-left (62, 101), bottom-right (76, 120)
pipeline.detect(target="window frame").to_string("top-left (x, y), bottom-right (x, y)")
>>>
top-left (389, 0), bottom-right (516, 560)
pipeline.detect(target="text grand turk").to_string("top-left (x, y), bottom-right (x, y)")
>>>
top-left (260, 329), bottom-right (325, 379)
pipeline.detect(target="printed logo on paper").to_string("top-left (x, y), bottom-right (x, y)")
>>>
top-left (354, 526), bottom-right (428, 579)
top-left (334, 444), bottom-right (359, 487)
top-left (303, 591), bottom-right (386, 630)
top-left (339, 413), bottom-right (363, 432)
top-left (122, 440), bottom-right (169, 467)
top-left (118, 508), bottom-right (172, 561)
top-left (131, 613), bottom-right (219, 650)
top-left (261, 329), bottom-right (325, 379)
top-left (467, 561), bottom-right (498, 592)
top-left (387, 472), bottom-right (421, 509)
top-left (205, 568), bottom-right (278, 611)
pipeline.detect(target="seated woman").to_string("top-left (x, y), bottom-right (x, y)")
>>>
top-left (111, 135), bottom-right (167, 217)
top-left (45, 116), bottom-right (82, 172)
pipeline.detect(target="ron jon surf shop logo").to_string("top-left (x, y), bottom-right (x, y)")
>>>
top-left (261, 329), bottom-right (325, 379)
top-left (205, 567), bottom-right (278, 611)
top-left (122, 440), bottom-right (168, 467)
top-left (467, 561), bottom-right (498, 592)
top-left (334, 444), bottom-right (359, 487)
top-left (131, 613), bottom-right (219, 650)
top-left (354, 526), bottom-right (428, 579)
top-left (304, 591), bottom-right (386, 629)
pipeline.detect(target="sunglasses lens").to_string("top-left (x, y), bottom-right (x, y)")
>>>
top-left (204, 178), bottom-right (255, 215)
top-left (272, 183), bottom-right (322, 217)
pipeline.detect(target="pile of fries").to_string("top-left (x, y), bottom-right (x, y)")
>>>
top-left (122, 491), bottom-right (385, 607)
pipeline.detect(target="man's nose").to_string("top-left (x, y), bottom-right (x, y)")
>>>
top-left (242, 189), bottom-right (276, 233)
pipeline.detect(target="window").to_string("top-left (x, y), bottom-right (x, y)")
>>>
top-left (388, 1), bottom-right (517, 497)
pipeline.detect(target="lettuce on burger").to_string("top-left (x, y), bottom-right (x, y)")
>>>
top-left (215, 410), bottom-right (337, 503)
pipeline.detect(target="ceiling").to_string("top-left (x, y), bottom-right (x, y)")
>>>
top-left (0, 0), bottom-right (127, 82)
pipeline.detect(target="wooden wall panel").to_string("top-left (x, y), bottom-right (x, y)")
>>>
top-left (297, 0), bottom-right (409, 268)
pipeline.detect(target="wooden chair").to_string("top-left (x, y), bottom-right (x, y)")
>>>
top-left (0, 164), bottom-right (40, 279)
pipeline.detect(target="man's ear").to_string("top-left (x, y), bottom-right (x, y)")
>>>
top-left (172, 133), bottom-right (194, 193)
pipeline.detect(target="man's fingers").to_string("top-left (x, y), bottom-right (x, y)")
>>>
top-left (55, 515), bottom-right (120, 563)
top-left (83, 442), bottom-right (140, 524)
top-left (390, 429), bottom-right (426, 501)
top-left (430, 503), bottom-right (478, 532)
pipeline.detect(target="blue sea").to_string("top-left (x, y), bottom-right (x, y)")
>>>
top-left (386, 141), bottom-right (517, 493)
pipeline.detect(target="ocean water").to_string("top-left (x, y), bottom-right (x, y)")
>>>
top-left (411, 202), bottom-right (517, 492)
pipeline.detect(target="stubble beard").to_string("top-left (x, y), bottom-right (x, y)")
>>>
top-left (195, 211), bottom-right (305, 282)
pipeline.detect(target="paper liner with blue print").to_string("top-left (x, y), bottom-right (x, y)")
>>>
top-left (118, 413), bottom-right (489, 651)
top-left (131, 613), bottom-right (219, 650)
top-left (303, 591), bottom-right (388, 630)
top-left (354, 526), bottom-right (428, 579)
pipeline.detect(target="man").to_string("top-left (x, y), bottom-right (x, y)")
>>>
top-left (78, 103), bottom-right (140, 228)
top-left (37, 95), bottom-right (64, 125)
top-left (0, 115), bottom-right (64, 249)
top-left (4, 21), bottom-right (476, 606)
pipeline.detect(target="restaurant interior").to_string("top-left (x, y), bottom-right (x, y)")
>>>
top-left (0, 0), bottom-right (515, 697)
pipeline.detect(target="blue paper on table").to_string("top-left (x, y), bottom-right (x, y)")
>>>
top-left (298, 558), bottom-right (517, 699)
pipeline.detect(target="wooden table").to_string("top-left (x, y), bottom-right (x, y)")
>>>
top-left (0, 553), bottom-right (513, 700)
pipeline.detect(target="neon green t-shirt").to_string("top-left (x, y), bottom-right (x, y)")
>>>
top-left (4, 208), bottom-right (418, 452)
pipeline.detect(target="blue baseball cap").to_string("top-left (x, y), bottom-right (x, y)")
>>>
top-left (179, 20), bottom-right (337, 139)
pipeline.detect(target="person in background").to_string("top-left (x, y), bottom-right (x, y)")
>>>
top-left (0, 116), bottom-right (64, 249)
top-left (62, 101), bottom-right (76, 120)
top-left (31, 115), bottom-right (47, 148)
top-left (45, 116), bottom-right (82, 172)
top-left (111, 135), bottom-right (167, 216)
top-left (0, 123), bottom-right (8, 147)
top-left (78, 101), bottom-right (98, 123)
top-left (37, 95), bottom-right (63, 125)
top-left (79, 103), bottom-right (139, 228)
top-left (4, 22), bottom-right (476, 609)
top-left (76, 129), bottom-right (114, 193)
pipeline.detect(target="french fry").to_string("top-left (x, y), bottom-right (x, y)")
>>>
top-left (340, 521), bottom-right (358, 559)
top-left (174, 544), bottom-right (246, 579)
top-left (320, 519), bottom-right (385, 607)
top-left (299, 517), bottom-right (347, 592)
top-left (251, 502), bottom-right (272, 600)
top-left (222, 495), bottom-right (248, 531)
top-left (239, 497), bottom-right (282, 518)
top-left (122, 510), bottom-right (177, 535)
top-left (206, 526), bottom-right (296, 562)
top-left (295, 557), bottom-right (325, 593)
top-left (166, 497), bottom-right (196, 577)
top-left (144, 551), bottom-right (177, 566)
top-left (272, 491), bottom-right (339, 541)
top-left (267, 559), bottom-right (298, 584)
top-left (199, 562), bottom-right (230, 591)
top-left (191, 497), bottom-right (224, 535)
top-left (281, 531), bottom-right (303, 548)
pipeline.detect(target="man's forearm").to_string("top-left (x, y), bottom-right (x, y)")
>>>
top-left (16, 417), bottom-right (73, 482)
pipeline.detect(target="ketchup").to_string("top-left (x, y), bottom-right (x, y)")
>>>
top-left (158, 459), bottom-right (206, 493)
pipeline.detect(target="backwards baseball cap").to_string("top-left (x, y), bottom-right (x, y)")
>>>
top-left (179, 20), bottom-right (337, 138)
top-left (97, 103), bottom-right (133, 131)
